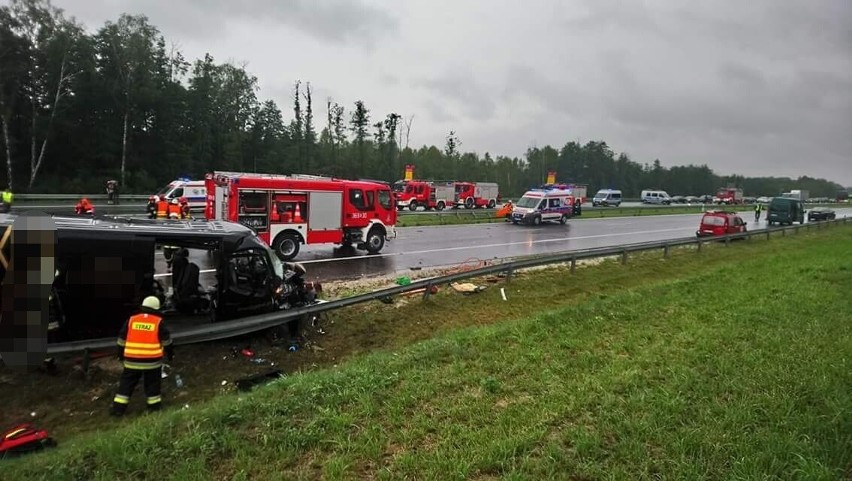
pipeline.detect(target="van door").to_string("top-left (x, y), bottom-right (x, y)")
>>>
top-left (219, 248), bottom-right (275, 318)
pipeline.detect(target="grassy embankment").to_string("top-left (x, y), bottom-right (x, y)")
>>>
top-left (3, 223), bottom-right (851, 480)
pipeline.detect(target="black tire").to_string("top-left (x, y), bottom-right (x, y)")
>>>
top-left (560, 214), bottom-right (568, 225)
top-left (465, 197), bottom-right (474, 209)
top-left (365, 227), bottom-right (385, 254)
top-left (532, 215), bottom-right (541, 226)
top-left (273, 232), bottom-right (300, 261)
top-left (436, 201), bottom-right (445, 211)
top-left (409, 201), bottom-right (418, 211)
top-left (487, 199), bottom-right (496, 209)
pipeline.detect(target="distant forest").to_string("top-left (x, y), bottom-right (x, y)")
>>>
top-left (0, 0), bottom-right (846, 197)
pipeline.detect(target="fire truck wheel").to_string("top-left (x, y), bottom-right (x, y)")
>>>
top-left (436, 201), bottom-right (445, 211)
top-left (365, 227), bottom-right (385, 254)
top-left (273, 233), bottom-right (301, 260)
top-left (465, 197), bottom-right (474, 209)
top-left (409, 201), bottom-right (418, 211)
top-left (487, 199), bottom-right (496, 209)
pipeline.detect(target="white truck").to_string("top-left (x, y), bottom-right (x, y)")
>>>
top-left (781, 190), bottom-right (809, 201)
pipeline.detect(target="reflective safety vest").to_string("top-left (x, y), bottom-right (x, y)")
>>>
top-left (167, 203), bottom-right (181, 219)
top-left (156, 200), bottom-right (169, 218)
top-left (1, 191), bottom-right (12, 203)
top-left (122, 313), bottom-right (164, 359)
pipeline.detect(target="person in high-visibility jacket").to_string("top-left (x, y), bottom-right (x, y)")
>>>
top-left (167, 198), bottom-right (182, 219)
top-left (110, 296), bottom-right (174, 416)
top-left (156, 196), bottom-right (169, 218)
top-left (0, 189), bottom-right (13, 213)
top-left (74, 198), bottom-right (94, 215)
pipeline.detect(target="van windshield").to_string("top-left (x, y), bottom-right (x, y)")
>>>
top-left (156, 185), bottom-right (173, 196)
top-left (516, 196), bottom-right (541, 208)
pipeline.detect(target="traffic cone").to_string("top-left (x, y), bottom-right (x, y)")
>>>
top-left (293, 203), bottom-right (303, 223)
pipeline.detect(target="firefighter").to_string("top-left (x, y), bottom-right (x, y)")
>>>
top-left (110, 296), bottom-right (173, 416)
top-left (75, 198), bottom-right (95, 215)
top-left (754, 202), bottom-right (762, 222)
top-left (147, 196), bottom-right (158, 219)
top-left (167, 198), bottom-right (182, 219)
top-left (156, 196), bottom-right (169, 218)
top-left (178, 197), bottom-right (191, 219)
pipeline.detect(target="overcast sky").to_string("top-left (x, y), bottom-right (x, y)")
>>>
top-left (43, 0), bottom-right (852, 186)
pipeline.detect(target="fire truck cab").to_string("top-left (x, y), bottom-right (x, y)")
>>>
top-left (393, 180), bottom-right (456, 211)
top-left (205, 172), bottom-right (397, 261)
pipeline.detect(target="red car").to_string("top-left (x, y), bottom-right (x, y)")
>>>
top-left (696, 211), bottom-right (748, 237)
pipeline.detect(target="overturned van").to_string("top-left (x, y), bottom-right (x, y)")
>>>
top-left (0, 214), bottom-right (311, 344)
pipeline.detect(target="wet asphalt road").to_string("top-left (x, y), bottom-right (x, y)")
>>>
top-left (158, 208), bottom-right (852, 285)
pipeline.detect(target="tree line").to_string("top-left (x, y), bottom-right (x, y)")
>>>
top-left (0, 0), bottom-right (845, 198)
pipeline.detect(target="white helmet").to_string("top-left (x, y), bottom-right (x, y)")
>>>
top-left (142, 296), bottom-right (161, 310)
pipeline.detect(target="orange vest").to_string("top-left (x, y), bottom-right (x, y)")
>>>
top-left (123, 313), bottom-right (164, 359)
top-left (156, 200), bottom-right (169, 218)
top-left (167, 203), bottom-right (181, 218)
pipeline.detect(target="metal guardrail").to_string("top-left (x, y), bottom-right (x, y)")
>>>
top-left (44, 216), bottom-right (850, 355)
top-left (15, 194), bottom-right (150, 201)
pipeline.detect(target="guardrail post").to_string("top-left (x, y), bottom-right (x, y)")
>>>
top-left (663, 244), bottom-right (670, 258)
top-left (505, 265), bottom-right (514, 283)
top-left (81, 348), bottom-right (91, 375)
top-left (782, 228), bottom-right (786, 237)
top-left (422, 282), bottom-right (434, 300)
top-left (725, 235), bottom-right (730, 247)
top-left (570, 256), bottom-right (577, 273)
top-left (765, 230), bottom-right (770, 240)
top-left (697, 240), bottom-right (702, 252)
top-left (621, 249), bottom-right (628, 265)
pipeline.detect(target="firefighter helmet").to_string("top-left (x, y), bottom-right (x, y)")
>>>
top-left (141, 296), bottom-right (161, 310)
top-left (170, 198), bottom-right (179, 205)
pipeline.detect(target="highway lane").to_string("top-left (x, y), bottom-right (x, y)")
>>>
top-left (156, 208), bottom-right (852, 288)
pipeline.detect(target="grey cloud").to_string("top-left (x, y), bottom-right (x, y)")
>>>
top-left (419, 70), bottom-right (497, 121)
top-left (53, 0), bottom-right (398, 47)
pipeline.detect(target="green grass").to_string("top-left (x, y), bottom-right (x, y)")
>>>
top-left (3, 225), bottom-right (852, 480)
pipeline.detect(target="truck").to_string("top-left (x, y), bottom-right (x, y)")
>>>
top-left (0, 213), bottom-right (315, 345)
top-left (393, 180), bottom-right (456, 211)
top-left (453, 181), bottom-right (500, 209)
top-left (713, 187), bottom-right (744, 205)
top-left (781, 189), bottom-right (809, 202)
top-left (205, 171), bottom-right (397, 261)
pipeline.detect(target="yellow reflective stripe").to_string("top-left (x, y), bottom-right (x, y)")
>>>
top-left (123, 360), bottom-right (162, 370)
top-left (124, 349), bottom-right (163, 357)
top-left (5, 428), bottom-right (28, 439)
top-left (124, 341), bottom-right (161, 349)
top-left (146, 396), bottom-right (162, 404)
top-left (113, 395), bottom-right (130, 404)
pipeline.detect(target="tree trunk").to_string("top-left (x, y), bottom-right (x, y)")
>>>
top-left (1, 115), bottom-right (11, 191)
top-left (29, 58), bottom-right (69, 190)
top-left (121, 109), bottom-right (128, 187)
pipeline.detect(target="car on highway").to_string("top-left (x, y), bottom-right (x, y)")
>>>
top-left (696, 211), bottom-right (748, 237)
top-left (756, 196), bottom-right (773, 204)
top-left (807, 207), bottom-right (836, 222)
top-left (670, 195), bottom-right (686, 204)
top-left (684, 196), bottom-right (700, 203)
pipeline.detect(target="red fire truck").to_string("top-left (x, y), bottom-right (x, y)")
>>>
top-left (713, 187), bottom-right (744, 205)
top-left (205, 171), bottom-right (397, 260)
top-left (393, 180), bottom-right (456, 211)
top-left (453, 181), bottom-right (500, 209)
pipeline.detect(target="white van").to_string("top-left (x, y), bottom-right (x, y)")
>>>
top-left (592, 189), bottom-right (622, 207)
top-left (640, 190), bottom-right (671, 205)
top-left (153, 179), bottom-right (207, 210)
top-left (510, 187), bottom-right (576, 225)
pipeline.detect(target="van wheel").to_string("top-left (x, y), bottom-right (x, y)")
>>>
top-left (436, 201), bottom-right (445, 211)
top-left (365, 227), bottom-right (385, 254)
top-left (273, 233), bottom-right (300, 261)
top-left (487, 199), bottom-right (496, 209)
top-left (532, 215), bottom-right (541, 226)
top-left (409, 201), bottom-right (418, 211)
top-left (560, 214), bottom-right (568, 224)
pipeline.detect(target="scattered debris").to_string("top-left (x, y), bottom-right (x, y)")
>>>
top-left (396, 276), bottom-right (411, 286)
top-left (450, 282), bottom-right (488, 294)
top-left (500, 287), bottom-right (507, 301)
